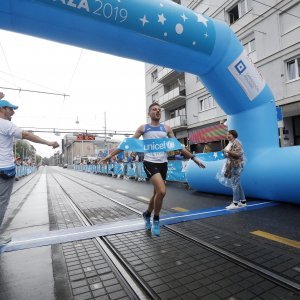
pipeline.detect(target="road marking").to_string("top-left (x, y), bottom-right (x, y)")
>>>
top-left (137, 196), bottom-right (149, 202)
top-left (251, 230), bottom-right (300, 249)
top-left (116, 189), bottom-right (127, 193)
top-left (103, 185), bottom-right (110, 188)
top-left (172, 207), bottom-right (188, 212)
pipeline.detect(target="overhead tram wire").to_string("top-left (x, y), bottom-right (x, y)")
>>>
top-left (252, 0), bottom-right (300, 19)
top-left (21, 126), bottom-right (135, 136)
top-left (0, 86), bottom-right (70, 98)
top-left (0, 70), bottom-right (69, 98)
top-left (191, 0), bottom-right (300, 20)
top-left (0, 41), bottom-right (19, 89)
top-left (188, 0), bottom-right (299, 32)
top-left (64, 48), bottom-right (83, 99)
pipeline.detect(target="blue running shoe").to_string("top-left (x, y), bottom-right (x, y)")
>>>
top-left (143, 212), bottom-right (151, 230)
top-left (152, 220), bottom-right (160, 236)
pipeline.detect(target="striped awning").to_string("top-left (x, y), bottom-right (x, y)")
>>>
top-left (189, 124), bottom-right (227, 144)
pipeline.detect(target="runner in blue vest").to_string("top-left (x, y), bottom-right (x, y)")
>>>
top-left (102, 102), bottom-right (205, 236)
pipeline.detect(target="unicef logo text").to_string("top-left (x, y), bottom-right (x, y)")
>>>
top-left (143, 139), bottom-right (179, 152)
top-left (166, 141), bottom-right (175, 149)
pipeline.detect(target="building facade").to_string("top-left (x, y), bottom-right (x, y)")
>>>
top-left (145, 0), bottom-right (300, 152)
top-left (62, 134), bottom-right (120, 165)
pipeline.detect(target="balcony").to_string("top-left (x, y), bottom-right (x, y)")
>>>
top-left (157, 68), bottom-right (182, 84)
top-left (163, 115), bottom-right (187, 131)
top-left (158, 86), bottom-right (186, 108)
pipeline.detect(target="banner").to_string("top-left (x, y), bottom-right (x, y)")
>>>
top-left (196, 151), bottom-right (225, 161)
top-left (118, 138), bottom-right (183, 153)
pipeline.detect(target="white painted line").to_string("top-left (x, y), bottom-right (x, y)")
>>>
top-left (137, 196), bottom-right (149, 202)
top-left (10, 221), bottom-right (144, 246)
top-left (116, 189), bottom-right (127, 193)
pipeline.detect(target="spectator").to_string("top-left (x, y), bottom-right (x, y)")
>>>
top-left (0, 93), bottom-right (59, 246)
top-left (222, 130), bottom-right (246, 209)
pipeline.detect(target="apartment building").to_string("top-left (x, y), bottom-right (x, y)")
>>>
top-left (145, 0), bottom-right (300, 152)
top-left (62, 134), bottom-right (120, 165)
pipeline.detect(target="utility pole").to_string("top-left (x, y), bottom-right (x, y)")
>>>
top-left (104, 111), bottom-right (107, 151)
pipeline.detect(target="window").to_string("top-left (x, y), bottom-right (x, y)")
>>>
top-left (241, 33), bottom-right (257, 62)
top-left (293, 116), bottom-right (300, 145)
top-left (243, 38), bottom-right (256, 54)
top-left (280, 2), bottom-right (300, 35)
top-left (199, 95), bottom-right (215, 112)
top-left (240, 0), bottom-right (248, 15)
top-left (287, 57), bottom-right (300, 81)
top-left (152, 92), bottom-right (158, 103)
top-left (165, 81), bottom-right (177, 93)
top-left (170, 106), bottom-right (186, 119)
top-left (228, 5), bottom-right (239, 24)
top-left (151, 69), bottom-right (158, 83)
top-left (227, 0), bottom-right (249, 24)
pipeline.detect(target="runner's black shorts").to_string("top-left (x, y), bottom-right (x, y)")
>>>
top-left (143, 161), bottom-right (168, 180)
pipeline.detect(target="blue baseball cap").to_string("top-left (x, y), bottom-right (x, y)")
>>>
top-left (0, 100), bottom-right (18, 110)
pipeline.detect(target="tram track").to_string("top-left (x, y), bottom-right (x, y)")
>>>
top-left (49, 169), bottom-right (300, 298)
top-left (11, 168), bottom-right (40, 195)
top-left (49, 171), bottom-right (153, 300)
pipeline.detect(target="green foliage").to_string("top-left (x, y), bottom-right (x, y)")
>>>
top-left (42, 157), bottom-right (50, 165)
top-left (36, 155), bottom-right (42, 165)
top-left (14, 140), bottom-right (34, 159)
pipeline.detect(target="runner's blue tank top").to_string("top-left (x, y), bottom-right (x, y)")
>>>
top-left (142, 124), bottom-right (168, 163)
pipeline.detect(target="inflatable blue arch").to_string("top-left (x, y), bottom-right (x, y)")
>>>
top-left (0, 0), bottom-right (299, 203)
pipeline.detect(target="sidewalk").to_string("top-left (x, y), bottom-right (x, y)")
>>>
top-left (0, 173), bottom-right (55, 300)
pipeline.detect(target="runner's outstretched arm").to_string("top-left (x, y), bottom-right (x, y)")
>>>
top-left (101, 125), bottom-right (143, 163)
top-left (165, 124), bottom-right (205, 168)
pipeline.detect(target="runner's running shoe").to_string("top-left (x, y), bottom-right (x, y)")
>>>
top-left (152, 220), bottom-right (160, 236)
top-left (143, 212), bottom-right (151, 230)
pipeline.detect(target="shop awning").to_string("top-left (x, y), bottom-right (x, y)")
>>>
top-left (189, 124), bottom-right (227, 144)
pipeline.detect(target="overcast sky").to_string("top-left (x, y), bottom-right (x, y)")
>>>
top-left (0, 29), bottom-right (147, 158)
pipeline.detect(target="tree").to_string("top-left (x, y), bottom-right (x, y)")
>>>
top-left (14, 140), bottom-right (35, 160)
top-left (42, 157), bottom-right (50, 166)
top-left (36, 155), bottom-right (42, 165)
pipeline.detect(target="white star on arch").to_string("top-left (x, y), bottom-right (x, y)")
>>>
top-left (158, 13), bottom-right (167, 25)
top-left (204, 32), bottom-right (209, 38)
top-left (195, 13), bottom-right (208, 27)
top-left (140, 15), bottom-right (149, 26)
top-left (181, 13), bottom-right (188, 22)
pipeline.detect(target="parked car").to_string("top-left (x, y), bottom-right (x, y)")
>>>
top-left (63, 164), bottom-right (68, 168)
